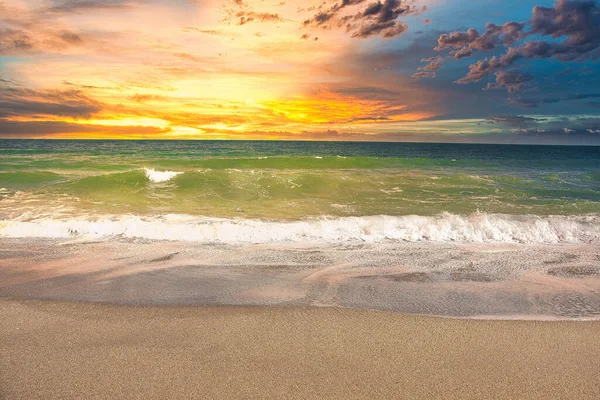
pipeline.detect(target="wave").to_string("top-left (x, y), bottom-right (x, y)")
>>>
top-left (144, 168), bottom-right (183, 183)
top-left (1, 213), bottom-right (598, 244)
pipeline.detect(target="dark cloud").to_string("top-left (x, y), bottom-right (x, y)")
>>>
top-left (530, 0), bottom-right (600, 48)
top-left (0, 28), bottom-right (86, 55)
top-left (307, 12), bottom-right (335, 26)
top-left (436, 22), bottom-right (526, 59)
top-left (0, 77), bottom-right (21, 85)
top-left (486, 115), bottom-right (546, 128)
top-left (47, 0), bottom-right (134, 13)
top-left (485, 70), bottom-right (534, 93)
top-left (0, 120), bottom-right (171, 137)
top-left (234, 11), bottom-right (285, 25)
top-left (411, 56), bottom-right (443, 80)
top-left (568, 93), bottom-right (600, 100)
top-left (303, 0), bottom-right (419, 39)
top-left (509, 93), bottom-right (600, 108)
top-left (59, 31), bottom-right (83, 43)
top-left (508, 97), bottom-right (560, 108)
top-left (352, 20), bottom-right (405, 39)
top-left (455, 47), bottom-right (523, 84)
top-left (0, 87), bottom-right (103, 119)
top-left (62, 81), bottom-right (113, 90)
top-left (511, 126), bottom-right (600, 136)
top-left (0, 29), bottom-right (35, 55)
top-left (485, 114), bottom-right (600, 140)
top-left (431, 0), bottom-right (600, 91)
top-left (505, 115), bottom-right (600, 137)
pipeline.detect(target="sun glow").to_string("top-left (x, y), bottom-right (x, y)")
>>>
top-left (0, 0), bottom-right (441, 140)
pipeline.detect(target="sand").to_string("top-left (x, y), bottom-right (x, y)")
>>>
top-left (2, 239), bottom-right (600, 319)
top-left (1, 300), bottom-right (600, 399)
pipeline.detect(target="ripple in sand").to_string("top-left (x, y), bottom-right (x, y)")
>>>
top-left (355, 271), bottom-right (494, 283)
top-left (547, 266), bottom-right (600, 278)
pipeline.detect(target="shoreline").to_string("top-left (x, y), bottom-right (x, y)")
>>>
top-left (2, 299), bottom-right (600, 399)
top-left (2, 238), bottom-right (600, 320)
top-left (3, 296), bottom-right (600, 322)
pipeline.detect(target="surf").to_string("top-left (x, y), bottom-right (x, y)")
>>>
top-left (144, 168), bottom-right (183, 183)
top-left (1, 213), bottom-right (598, 244)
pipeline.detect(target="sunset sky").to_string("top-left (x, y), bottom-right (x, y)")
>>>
top-left (1, 0), bottom-right (599, 143)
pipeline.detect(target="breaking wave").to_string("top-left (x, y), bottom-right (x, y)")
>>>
top-left (144, 168), bottom-right (183, 183)
top-left (1, 213), bottom-right (598, 244)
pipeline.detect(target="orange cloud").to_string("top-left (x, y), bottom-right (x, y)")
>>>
top-left (0, 0), bottom-right (441, 140)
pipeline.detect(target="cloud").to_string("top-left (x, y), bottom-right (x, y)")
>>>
top-left (0, 87), bottom-right (103, 119)
top-left (530, 0), bottom-right (600, 50)
top-left (411, 71), bottom-right (436, 79)
top-left (0, 29), bottom-right (35, 55)
top-left (503, 115), bottom-right (600, 137)
top-left (129, 93), bottom-right (168, 103)
top-left (46, 0), bottom-right (135, 13)
top-left (303, 0), bottom-right (419, 39)
top-left (430, 0), bottom-right (600, 91)
top-left (182, 28), bottom-right (228, 37)
top-left (509, 93), bottom-right (600, 108)
top-left (485, 114), bottom-right (600, 140)
top-left (411, 56), bottom-right (443, 79)
top-left (511, 126), bottom-right (600, 136)
top-left (0, 120), bottom-right (171, 138)
top-left (486, 115), bottom-right (546, 127)
top-left (421, 56), bottom-right (443, 71)
top-left (485, 70), bottom-right (534, 92)
top-left (172, 52), bottom-right (210, 63)
top-left (436, 22), bottom-right (526, 59)
top-left (59, 31), bottom-right (83, 43)
top-left (455, 47), bottom-right (524, 84)
top-left (226, 10), bottom-right (285, 26)
top-left (352, 20), bottom-right (407, 39)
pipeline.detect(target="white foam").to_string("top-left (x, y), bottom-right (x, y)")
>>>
top-left (144, 168), bottom-right (183, 183)
top-left (1, 213), bottom-right (598, 244)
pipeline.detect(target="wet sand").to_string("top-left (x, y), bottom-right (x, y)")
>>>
top-left (2, 239), bottom-right (600, 319)
top-left (1, 300), bottom-right (600, 400)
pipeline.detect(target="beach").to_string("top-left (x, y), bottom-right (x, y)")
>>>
top-left (1, 238), bottom-right (599, 319)
top-left (1, 140), bottom-right (599, 398)
top-left (2, 300), bottom-right (600, 400)
top-left (2, 0), bottom-right (600, 395)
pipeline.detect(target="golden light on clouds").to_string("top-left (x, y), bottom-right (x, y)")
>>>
top-left (0, 0), bottom-right (441, 140)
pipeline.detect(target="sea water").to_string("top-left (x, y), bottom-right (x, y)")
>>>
top-left (0, 140), bottom-right (599, 244)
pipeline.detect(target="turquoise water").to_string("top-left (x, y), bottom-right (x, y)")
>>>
top-left (0, 140), bottom-right (599, 244)
top-left (1, 140), bottom-right (599, 218)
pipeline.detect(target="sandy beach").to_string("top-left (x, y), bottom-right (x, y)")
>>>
top-left (1, 300), bottom-right (599, 400)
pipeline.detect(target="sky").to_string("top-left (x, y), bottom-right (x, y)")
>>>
top-left (0, 0), bottom-right (599, 144)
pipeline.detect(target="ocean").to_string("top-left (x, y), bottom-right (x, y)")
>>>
top-left (1, 140), bottom-right (599, 244)
top-left (1, 140), bottom-right (600, 318)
